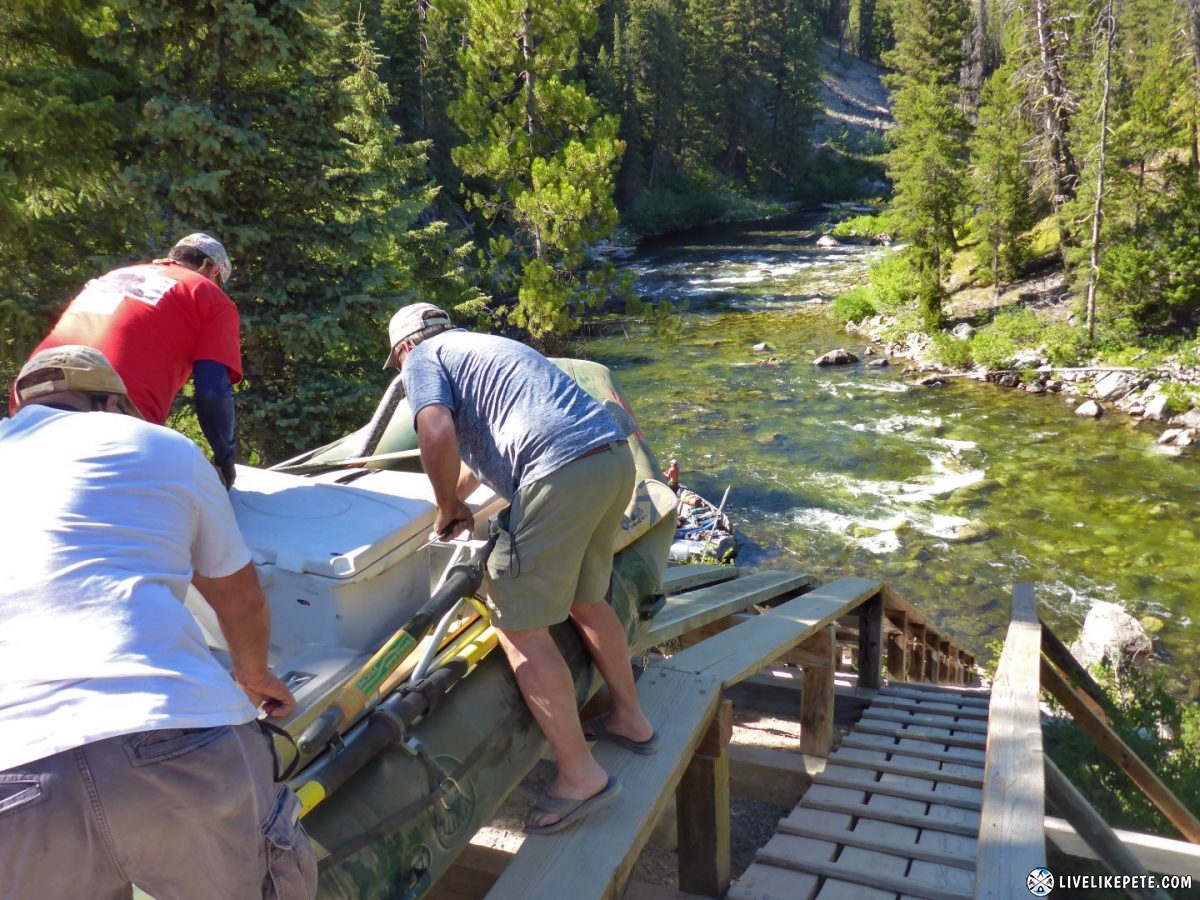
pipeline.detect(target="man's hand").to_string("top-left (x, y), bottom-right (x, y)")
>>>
top-left (214, 458), bottom-right (236, 490)
top-left (237, 669), bottom-right (297, 718)
top-left (434, 500), bottom-right (474, 541)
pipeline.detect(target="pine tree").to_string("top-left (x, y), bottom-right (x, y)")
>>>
top-left (450, 0), bottom-right (623, 340)
top-left (970, 47), bottom-right (1038, 289)
top-left (883, 0), bottom-right (971, 329)
top-left (0, 1), bottom-right (135, 381)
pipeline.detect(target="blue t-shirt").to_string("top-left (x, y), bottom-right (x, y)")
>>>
top-left (401, 330), bottom-right (624, 498)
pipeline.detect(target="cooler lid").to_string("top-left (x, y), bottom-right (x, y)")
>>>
top-left (229, 466), bottom-right (436, 578)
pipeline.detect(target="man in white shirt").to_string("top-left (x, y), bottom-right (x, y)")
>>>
top-left (0, 345), bottom-right (316, 899)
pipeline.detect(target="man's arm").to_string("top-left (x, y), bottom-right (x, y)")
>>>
top-left (193, 359), bottom-right (237, 488)
top-left (192, 562), bottom-right (295, 717)
top-left (414, 403), bottom-right (475, 539)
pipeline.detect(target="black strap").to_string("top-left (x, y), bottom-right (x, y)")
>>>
top-left (257, 717), bottom-right (302, 783)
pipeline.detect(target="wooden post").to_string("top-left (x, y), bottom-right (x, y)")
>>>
top-left (907, 623), bottom-right (926, 682)
top-left (1041, 657), bottom-right (1200, 843)
top-left (886, 610), bottom-right (908, 681)
top-left (857, 592), bottom-right (883, 690)
top-left (939, 639), bottom-right (952, 684)
top-left (678, 699), bottom-right (733, 898)
top-left (1044, 758), bottom-right (1174, 900)
top-left (799, 625), bottom-right (837, 757)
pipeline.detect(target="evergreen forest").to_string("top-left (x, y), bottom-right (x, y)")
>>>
top-left (5, 0), bottom-right (1200, 462)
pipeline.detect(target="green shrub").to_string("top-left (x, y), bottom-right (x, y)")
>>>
top-left (930, 331), bottom-right (974, 369)
top-left (622, 177), bottom-right (727, 237)
top-left (869, 252), bottom-right (918, 312)
top-left (968, 307), bottom-right (1046, 369)
top-left (830, 286), bottom-right (877, 324)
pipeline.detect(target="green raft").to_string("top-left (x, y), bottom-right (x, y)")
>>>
top-left (248, 359), bottom-right (674, 899)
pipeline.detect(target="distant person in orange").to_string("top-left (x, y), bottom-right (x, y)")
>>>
top-left (10, 233), bottom-right (243, 487)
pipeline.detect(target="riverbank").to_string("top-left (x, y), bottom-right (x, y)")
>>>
top-left (842, 272), bottom-right (1200, 454)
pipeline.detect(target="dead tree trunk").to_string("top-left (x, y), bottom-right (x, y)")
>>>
top-left (1084, 0), bottom-right (1115, 341)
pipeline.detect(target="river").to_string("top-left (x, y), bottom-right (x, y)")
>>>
top-left (584, 215), bottom-right (1200, 696)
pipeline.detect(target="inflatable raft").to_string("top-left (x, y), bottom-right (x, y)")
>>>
top-left (185, 359), bottom-right (675, 899)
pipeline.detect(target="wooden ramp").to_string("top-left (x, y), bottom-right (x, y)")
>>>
top-left (730, 682), bottom-right (992, 900)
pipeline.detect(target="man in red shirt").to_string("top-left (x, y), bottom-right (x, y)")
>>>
top-left (10, 233), bottom-right (243, 486)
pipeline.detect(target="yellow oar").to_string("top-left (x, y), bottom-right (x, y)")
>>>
top-left (296, 533), bottom-right (496, 755)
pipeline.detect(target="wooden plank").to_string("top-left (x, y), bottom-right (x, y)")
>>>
top-left (1040, 655), bottom-right (1200, 844)
top-left (797, 796), bottom-right (981, 838)
top-left (634, 571), bottom-right (817, 652)
top-left (1043, 757), bottom-right (1173, 900)
top-left (1045, 816), bottom-right (1200, 878)
top-left (775, 820), bottom-right (975, 869)
top-left (661, 578), bottom-right (884, 686)
top-left (880, 684), bottom-right (991, 707)
top-left (853, 719), bottom-right (988, 750)
top-left (839, 733), bottom-right (986, 767)
top-left (677, 700), bottom-right (732, 898)
top-left (863, 707), bottom-right (990, 735)
top-left (485, 667), bottom-right (722, 900)
top-left (824, 752), bottom-right (984, 788)
top-left (799, 625), bottom-right (836, 756)
top-left (868, 695), bottom-right (991, 722)
top-left (813, 771), bottom-right (982, 811)
top-left (663, 563), bottom-right (740, 594)
top-left (975, 583), bottom-right (1045, 900)
top-left (755, 854), bottom-right (972, 900)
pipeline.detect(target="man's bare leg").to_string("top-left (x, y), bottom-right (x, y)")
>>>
top-left (497, 626), bottom-right (610, 829)
top-left (569, 599), bottom-right (654, 744)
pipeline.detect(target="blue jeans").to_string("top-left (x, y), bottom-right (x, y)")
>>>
top-left (0, 721), bottom-right (316, 900)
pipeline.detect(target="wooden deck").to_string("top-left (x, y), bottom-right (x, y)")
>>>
top-left (730, 682), bottom-right (991, 900)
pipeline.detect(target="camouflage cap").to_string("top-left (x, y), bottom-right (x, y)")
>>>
top-left (15, 345), bottom-right (144, 418)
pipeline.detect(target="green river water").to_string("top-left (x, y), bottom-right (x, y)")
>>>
top-left (584, 215), bottom-right (1200, 695)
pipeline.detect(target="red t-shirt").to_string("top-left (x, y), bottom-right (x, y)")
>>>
top-left (11, 262), bottom-right (242, 424)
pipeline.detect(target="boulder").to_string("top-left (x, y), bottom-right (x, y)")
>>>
top-left (752, 342), bottom-right (775, 353)
top-left (1092, 371), bottom-right (1129, 400)
top-left (951, 323), bottom-right (975, 340)
top-left (867, 358), bottom-right (890, 368)
top-left (1074, 399), bottom-right (1103, 418)
top-left (1170, 408), bottom-right (1200, 429)
top-left (1143, 395), bottom-right (1171, 421)
top-left (815, 234), bottom-right (841, 248)
top-left (1070, 601), bottom-right (1154, 677)
top-left (813, 348), bottom-right (859, 366)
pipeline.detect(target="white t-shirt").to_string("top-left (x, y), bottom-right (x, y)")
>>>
top-left (0, 405), bottom-right (257, 771)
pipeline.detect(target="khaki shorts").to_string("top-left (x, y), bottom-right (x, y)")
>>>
top-left (485, 441), bottom-right (635, 631)
top-left (0, 721), bottom-right (317, 900)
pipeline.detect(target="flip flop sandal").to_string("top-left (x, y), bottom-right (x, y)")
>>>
top-left (524, 775), bottom-right (621, 835)
top-left (582, 716), bottom-right (661, 755)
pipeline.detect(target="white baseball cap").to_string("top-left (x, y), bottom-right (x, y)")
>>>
top-left (383, 303), bottom-right (453, 369)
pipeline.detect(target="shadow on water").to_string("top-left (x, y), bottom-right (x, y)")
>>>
top-left (589, 217), bottom-right (1200, 696)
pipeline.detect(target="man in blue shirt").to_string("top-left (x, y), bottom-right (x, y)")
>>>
top-left (385, 303), bottom-right (659, 834)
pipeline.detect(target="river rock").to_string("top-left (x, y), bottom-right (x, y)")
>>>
top-left (1143, 394), bottom-right (1171, 421)
top-left (1092, 371), bottom-right (1129, 400)
top-left (953, 520), bottom-right (994, 542)
top-left (917, 375), bottom-right (948, 387)
top-left (867, 358), bottom-right (889, 368)
top-left (1070, 601), bottom-right (1154, 677)
top-left (815, 234), bottom-right (840, 248)
top-left (814, 348), bottom-right (859, 366)
top-left (1170, 408), bottom-right (1200, 429)
top-left (1074, 399), bottom-right (1103, 418)
top-left (752, 342), bottom-right (775, 353)
top-left (951, 323), bottom-right (975, 340)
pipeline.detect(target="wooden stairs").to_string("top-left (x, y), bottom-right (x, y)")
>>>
top-left (731, 681), bottom-right (992, 900)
